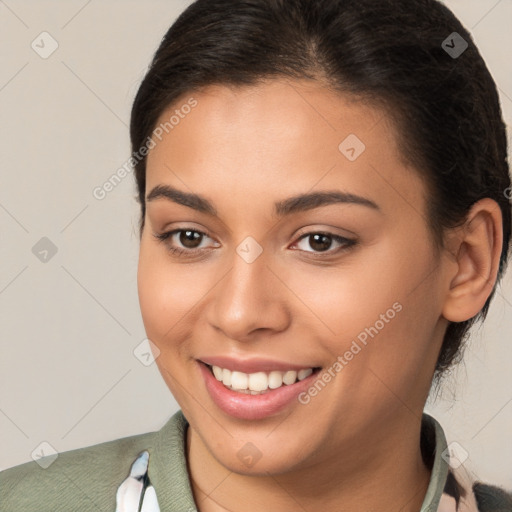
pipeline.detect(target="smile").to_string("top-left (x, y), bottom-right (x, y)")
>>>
top-left (210, 365), bottom-right (314, 394)
top-left (199, 361), bottom-right (321, 420)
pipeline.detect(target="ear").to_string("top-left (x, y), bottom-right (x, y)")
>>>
top-left (442, 198), bottom-right (503, 323)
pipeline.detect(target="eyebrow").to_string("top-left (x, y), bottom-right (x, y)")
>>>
top-left (146, 184), bottom-right (380, 217)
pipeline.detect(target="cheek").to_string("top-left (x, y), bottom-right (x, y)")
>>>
top-left (137, 242), bottom-right (197, 344)
top-left (137, 243), bottom-right (202, 404)
top-left (283, 230), bottom-right (440, 370)
top-left (278, 245), bottom-right (413, 340)
top-left (335, 242), bottom-right (441, 397)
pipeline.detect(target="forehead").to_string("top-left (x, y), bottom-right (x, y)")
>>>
top-left (145, 79), bottom-right (425, 218)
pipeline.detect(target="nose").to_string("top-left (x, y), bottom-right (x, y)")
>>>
top-left (206, 245), bottom-right (291, 341)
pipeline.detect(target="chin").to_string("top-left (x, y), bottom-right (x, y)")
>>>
top-left (205, 431), bottom-right (315, 477)
top-left (217, 450), bottom-right (305, 477)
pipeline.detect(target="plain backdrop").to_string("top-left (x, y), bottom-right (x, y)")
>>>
top-left (0, 0), bottom-right (511, 489)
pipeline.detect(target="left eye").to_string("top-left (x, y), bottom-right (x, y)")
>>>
top-left (293, 232), bottom-right (356, 254)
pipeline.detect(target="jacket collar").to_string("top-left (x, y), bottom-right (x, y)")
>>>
top-left (148, 410), bottom-right (196, 511)
top-left (140, 410), bottom-right (477, 511)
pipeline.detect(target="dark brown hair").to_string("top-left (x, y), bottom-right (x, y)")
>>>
top-left (130, 0), bottom-right (511, 382)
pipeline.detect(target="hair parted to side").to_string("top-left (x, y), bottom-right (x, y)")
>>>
top-left (130, 0), bottom-right (511, 383)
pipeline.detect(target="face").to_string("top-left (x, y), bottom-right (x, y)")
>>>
top-left (138, 79), bottom-right (451, 476)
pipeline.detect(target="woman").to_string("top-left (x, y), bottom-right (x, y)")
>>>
top-left (1, 0), bottom-right (511, 511)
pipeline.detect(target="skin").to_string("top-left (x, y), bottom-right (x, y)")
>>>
top-left (137, 78), bottom-right (502, 512)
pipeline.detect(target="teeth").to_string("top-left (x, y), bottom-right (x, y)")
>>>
top-left (210, 365), bottom-right (314, 393)
top-left (249, 372), bottom-right (268, 392)
top-left (231, 371), bottom-right (248, 390)
top-left (268, 371), bottom-right (283, 389)
top-left (222, 368), bottom-right (231, 387)
top-left (298, 368), bottom-right (313, 381)
top-left (282, 370), bottom-right (297, 385)
top-left (212, 366), bottom-right (223, 381)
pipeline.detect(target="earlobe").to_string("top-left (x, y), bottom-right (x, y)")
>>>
top-left (442, 198), bottom-right (503, 323)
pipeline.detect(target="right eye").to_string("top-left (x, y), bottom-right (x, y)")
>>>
top-left (152, 228), bottom-right (220, 257)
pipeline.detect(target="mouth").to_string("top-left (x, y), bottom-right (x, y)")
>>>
top-left (206, 363), bottom-right (321, 394)
top-left (198, 360), bottom-right (322, 420)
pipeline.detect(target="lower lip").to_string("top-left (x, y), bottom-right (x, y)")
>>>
top-left (199, 362), bottom-right (319, 420)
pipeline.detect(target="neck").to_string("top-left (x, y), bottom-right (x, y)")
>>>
top-left (187, 413), bottom-right (432, 512)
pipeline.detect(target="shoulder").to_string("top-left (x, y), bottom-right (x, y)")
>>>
top-left (473, 481), bottom-right (512, 512)
top-left (0, 429), bottom-right (157, 512)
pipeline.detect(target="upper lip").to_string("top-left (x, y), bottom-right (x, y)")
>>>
top-left (199, 356), bottom-right (318, 374)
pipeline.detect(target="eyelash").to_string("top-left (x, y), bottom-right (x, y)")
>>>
top-left (152, 228), bottom-right (357, 259)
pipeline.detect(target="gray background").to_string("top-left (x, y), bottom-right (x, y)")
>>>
top-left (0, 0), bottom-right (511, 487)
